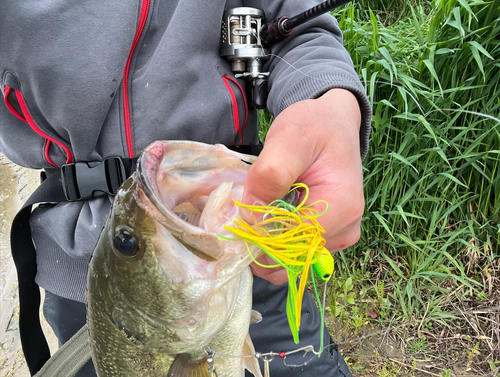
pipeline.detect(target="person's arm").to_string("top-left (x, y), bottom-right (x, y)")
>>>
top-left (244, 0), bottom-right (371, 154)
top-left (242, 1), bottom-right (371, 284)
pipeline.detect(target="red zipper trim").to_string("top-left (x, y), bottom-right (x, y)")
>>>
top-left (223, 75), bottom-right (248, 145)
top-left (15, 90), bottom-right (73, 167)
top-left (3, 86), bottom-right (26, 122)
top-left (122, 0), bottom-right (151, 158)
top-left (222, 76), bottom-right (240, 144)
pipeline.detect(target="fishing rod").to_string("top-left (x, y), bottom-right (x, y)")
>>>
top-left (220, 0), bottom-right (354, 108)
top-left (260, 0), bottom-right (354, 46)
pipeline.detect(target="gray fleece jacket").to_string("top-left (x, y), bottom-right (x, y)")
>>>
top-left (0, 0), bottom-right (371, 303)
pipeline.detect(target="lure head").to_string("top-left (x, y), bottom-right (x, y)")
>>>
top-left (312, 249), bottom-right (334, 283)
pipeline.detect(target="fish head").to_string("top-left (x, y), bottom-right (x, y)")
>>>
top-left (89, 141), bottom-right (258, 354)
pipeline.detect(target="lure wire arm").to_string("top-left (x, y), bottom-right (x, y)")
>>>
top-left (211, 343), bottom-right (335, 371)
top-left (204, 346), bottom-right (218, 376)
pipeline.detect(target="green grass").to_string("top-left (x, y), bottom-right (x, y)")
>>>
top-left (335, 0), bottom-right (499, 321)
top-left (259, 0), bottom-right (499, 371)
top-left (356, 0), bottom-right (431, 24)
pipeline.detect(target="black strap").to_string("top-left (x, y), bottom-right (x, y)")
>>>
top-left (10, 146), bottom-right (261, 375)
top-left (11, 172), bottom-right (68, 375)
top-left (11, 158), bottom-right (136, 375)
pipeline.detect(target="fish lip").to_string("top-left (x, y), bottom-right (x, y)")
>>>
top-left (136, 147), bottom-right (168, 218)
top-left (136, 140), bottom-right (175, 217)
top-left (136, 141), bottom-right (196, 225)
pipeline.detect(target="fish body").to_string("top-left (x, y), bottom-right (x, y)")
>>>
top-left (87, 141), bottom-right (263, 377)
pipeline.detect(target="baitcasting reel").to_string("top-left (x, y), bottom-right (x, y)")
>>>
top-left (220, 0), bottom-right (353, 109)
top-left (220, 7), bottom-right (270, 109)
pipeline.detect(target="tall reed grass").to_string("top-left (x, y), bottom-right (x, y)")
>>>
top-left (333, 0), bottom-right (500, 320)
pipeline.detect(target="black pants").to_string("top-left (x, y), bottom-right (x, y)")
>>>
top-left (43, 277), bottom-right (351, 376)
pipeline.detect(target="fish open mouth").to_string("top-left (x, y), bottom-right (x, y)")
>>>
top-left (136, 141), bottom-right (257, 260)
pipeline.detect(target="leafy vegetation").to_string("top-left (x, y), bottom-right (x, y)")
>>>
top-left (261, 0), bottom-right (499, 374)
top-left (338, 0), bottom-right (499, 308)
top-left (339, 0), bottom-right (499, 374)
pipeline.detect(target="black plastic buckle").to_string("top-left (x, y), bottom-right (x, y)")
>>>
top-left (61, 157), bottom-right (127, 201)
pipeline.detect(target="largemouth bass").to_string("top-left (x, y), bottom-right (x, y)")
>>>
top-left (87, 141), bottom-right (264, 377)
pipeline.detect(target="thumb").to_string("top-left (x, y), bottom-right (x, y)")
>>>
top-left (242, 128), bottom-right (312, 212)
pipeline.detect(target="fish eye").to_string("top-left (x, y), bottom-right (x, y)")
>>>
top-left (113, 226), bottom-right (139, 257)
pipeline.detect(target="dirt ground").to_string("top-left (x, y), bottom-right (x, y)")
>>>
top-left (0, 155), bottom-right (58, 377)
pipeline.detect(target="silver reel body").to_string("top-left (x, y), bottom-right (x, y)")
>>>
top-left (220, 7), bottom-right (270, 80)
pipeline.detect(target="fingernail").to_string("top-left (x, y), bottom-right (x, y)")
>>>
top-left (241, 194), bottom-right (264, 224)
top-left (242, 194), bottom-right (261, 206)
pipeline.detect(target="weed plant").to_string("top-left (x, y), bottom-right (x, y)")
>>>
top-left (335, 0), bottom-right (499, 322)
top-left (340, 0), bottom-right (499, 371)
top-left (260, 0), bottom-right (499, 371)
top-left (356, 0), bottom-right (430, 24)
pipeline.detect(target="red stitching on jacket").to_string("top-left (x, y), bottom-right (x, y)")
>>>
top-left (3, 86), bottom-right (26, 122)
top-left (44, 141), bottom-right (56, 168)
top-left (222, 76), bottom-right (240, 143)
top-left (122, 0), bottom-right (151, 158)
top-left (15, 90), bottom-right (73, 167)
top-left (223, 75), bottom-right (248, 144)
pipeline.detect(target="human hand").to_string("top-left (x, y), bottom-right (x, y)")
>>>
top-left (242, 89), bottom-right (364, 285)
